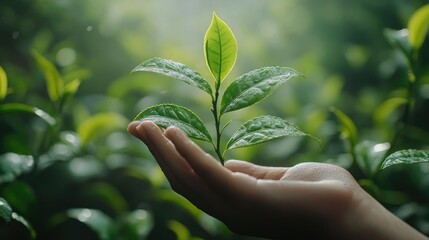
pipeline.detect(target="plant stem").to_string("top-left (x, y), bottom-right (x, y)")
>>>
top-left (380, 60), bottom-right (417, 171)
top-left (211, 82), bottom-right (224, 165)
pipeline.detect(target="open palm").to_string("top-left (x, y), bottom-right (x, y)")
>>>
top-left (128, 121), bottom-right (427, 240)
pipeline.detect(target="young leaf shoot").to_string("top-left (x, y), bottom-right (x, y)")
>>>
top-left (132, 12), bottom-right (317, 164)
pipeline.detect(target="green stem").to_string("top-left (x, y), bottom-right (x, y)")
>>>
top-left (211, 81), bottom-right (224, 165)
top-left (379, 59), bottom-right (417, 171)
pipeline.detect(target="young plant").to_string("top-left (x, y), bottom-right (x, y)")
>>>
top-left (132, 12), bottom-right (317, 164)
top-left (331, 4), bottom-right (429, 178)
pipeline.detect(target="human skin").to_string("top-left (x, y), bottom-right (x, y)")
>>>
top-left (128, 121), bottom-right (428, 240)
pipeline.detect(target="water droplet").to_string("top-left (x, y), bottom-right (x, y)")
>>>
top-left (86, 26), bottom-right (93, 32)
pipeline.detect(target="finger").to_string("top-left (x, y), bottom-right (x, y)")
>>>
top-left (133, 121), bottom-right (182, 186)
top-left (164, 126), bottom-right (260, 202)
top-left (138, 122), bottom-right (229, 218)
top-left (224, 160), bottom-right (288, 180)
top-left (129, 121), bottom-right (176, 181)
top-left (136, 121), bottom-right (197, 187)
top-left (128, 121), bottom-right (146, 141)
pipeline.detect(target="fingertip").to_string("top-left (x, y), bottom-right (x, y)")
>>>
top-left (128, 121), bottom-right (141, 136)
top-left (164, 125), bottom-right (189, 143)
top-left (224, 160), bottom-right (252, 171)
top-left (137, 121), bottom-right (161, 133)
top-left (130, 120), bottom-right (161, 142)
top-left (128, 120), bottom-right (140, 128)
top-left (139, 120), bottom-right (157, 128)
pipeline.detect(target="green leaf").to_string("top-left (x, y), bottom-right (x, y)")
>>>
top-left (11, 212), bottom-right (36, 239)
top-left (60, 78), bottom-right (81, 109)
top-left (77, 112), bottom-right (128, 145)
top-left (220, 67), bottom-right (300, 115)
top-left (226, 115), bottom-right (318, 150)
top-left (64, 78), bottom-right (81, 96)
top-left (32, 50), bottom-right (64, 102)
top-left (132, 57), bottom-right (212, 95)
top-left (354, 141), bottom-right (390, 177)
top-left (117, 209), bottom-right (153, 239)
top-left (380, 149), bottom-right (429, 170)
top-left (2, 181), bottom-right (37, 216)
top-left (83, 182), bottom-right (128, 215)
top-left (156, 190), bottom-right (202, 219)
top-left (0, 103), bottom-right (56, 126)
top-left (67, 208), bottom-right (116, 240)
top-left (408, 4), bottom-right (429, 51)
top-left (0, 197), bottom-right (12, 222)
top-left (0, 198), bottom-right (36, 238)
top-left (0, 153), bottom-right (34, 184)
top-left (374, 98), bottom-right (407, 126)
top-left (204, 12), bottom-right (238, 82)
top-left (0, 66), bottom-right (7, 100)
top-left (168, 220), bottom-right (191, 240)
top-left (134, 104), bottom-right (212, 142)
top-left (330, 107), bottom-right (358, 148)
top-left (383, 28), bottom-right (412, 62)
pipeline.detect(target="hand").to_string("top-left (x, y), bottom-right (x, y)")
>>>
top-left (128, 121), bottom-right (428, 240)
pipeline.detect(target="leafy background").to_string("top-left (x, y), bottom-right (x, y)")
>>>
top-left (1, 0), bottom-right (428, 239)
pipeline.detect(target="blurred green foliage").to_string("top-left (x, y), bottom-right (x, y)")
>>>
top-left (0, 0), bottom-right (428, 239)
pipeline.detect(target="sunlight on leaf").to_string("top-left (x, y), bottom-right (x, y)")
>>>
top-left (77, 112), bottom-right (128, 145)
top-left (2, 181), bottom-right (37, 217)
top-left (0, 66), bottom-right (7, 100)
top-left (384, 28), bottom-right (412, 62)
top-left (0, 198), bottom-right (12, 222)
top-left (0, 197), bottom-right (36, 238)
top-left (168, 220), bottom-right (191, 240)
top-left (132, 57), bottom-right (212, 95)
top-left (220, 67), bottom-right (300, 115)
top-left (226, 115), bottom-right (318, 150)
top-left (408, 4), bottom-right (429, 51)
top-left (355, 141), bottom-right (390, 177)
top-left (67, 208), bottom-right (115, 240)
top-left (380, 149), bottom-right (429, 170)
top-left (204, 12), bottom-right (237, 82)
top-left (134, 104), bottom-right (212, 142)
top-left (0, 153), bottom-right (34, 184)
top-left (12, 212), bottom-right (37, 239)
top-left (118, 209), bottom-right (153, 239)
top-left (64, 78), bottom-right (81, 96)
top-left (0, 103), bottom-right (56, 126)
top-left (32, 50), bottom-right (64, 102)
top-left (61, 78), bottom-right (81, 107)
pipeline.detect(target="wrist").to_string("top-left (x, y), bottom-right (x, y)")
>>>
top-left (341, 189), bottom-right (427, 240)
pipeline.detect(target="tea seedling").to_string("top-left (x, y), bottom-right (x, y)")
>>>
top-left (132, 12), bottom-right (318, 164)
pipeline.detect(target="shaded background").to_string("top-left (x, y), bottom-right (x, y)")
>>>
top-left (0, 0), bottom-right (428, 239)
